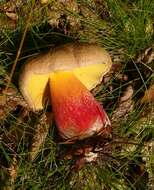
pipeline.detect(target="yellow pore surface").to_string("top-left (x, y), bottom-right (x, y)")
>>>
top-left (26, 63), bottom-right (109, 110)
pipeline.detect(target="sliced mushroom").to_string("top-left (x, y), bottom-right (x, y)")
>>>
top-left (19, 42), bottom-right (112, 140)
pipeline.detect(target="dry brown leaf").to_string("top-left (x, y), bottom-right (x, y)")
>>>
top-left (29, 113), bottom-right (53, 161)
top-left (47, 0), bottom-right (80, 33)
top-left (114, 73), bottom-right (128, 82)
top-left (120, 86), bottom-right (134, 102)
top-left (40, 0), bottom-right (48, 4)
top-left (142, 141), bottom-right (154, 190)
top-left (137, 46), bottom-right (154, 65)
top-left (5, 12), bottom-right (18, 22)
top-left (0, 87), bottom-right (28, 120)
top-left (0, 95), bottom-right (6, 106)
top-left (111, 85), bottom-right (134, 124)
top-left (8, 156), bottom-right (18, 184)
top-left (2, 156), bottom-right (18, 190)
top-left (141, 84), bottom-right (154, 103)
top-left (3, 1), bottom-right (18, 25)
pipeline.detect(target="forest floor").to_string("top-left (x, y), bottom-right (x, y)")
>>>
top-left (0, 0), bottom-right (154, 189)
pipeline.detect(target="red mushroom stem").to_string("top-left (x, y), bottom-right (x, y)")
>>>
top-left (50, 71), bottom-right (111, 140)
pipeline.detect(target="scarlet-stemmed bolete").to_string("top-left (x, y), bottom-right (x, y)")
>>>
top-left (19, 43), bottom-right (112, 139)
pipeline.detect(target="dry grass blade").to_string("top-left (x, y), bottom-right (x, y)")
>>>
top-left (4, 0), bottom-right (36, 94)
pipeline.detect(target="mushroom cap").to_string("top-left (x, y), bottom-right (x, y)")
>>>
top-left (19, 42), bottom-right (112, 111)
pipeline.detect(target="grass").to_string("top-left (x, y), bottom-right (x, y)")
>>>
top-left (0, 0), bottom-right (154, 189)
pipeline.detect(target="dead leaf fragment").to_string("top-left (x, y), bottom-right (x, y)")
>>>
top-left (141, 84), bottom-right (154, 103)
top-left (5, 12), bottom-right (18, 22)
top-left (84, 152), bottom-right (98, 163)
top-left (8, 156), bottom-right (18, 184)
top-left (0, 95), bottom-right (6, 106)
top-left (141, 141), bottom-right (154, 190)
top-left (29, 113), bottom-right (52, 161)
top-left (137, 46), bottom-right (154, 64)
top-left (0, 86), bottom-right (28, 120)
top-left (3, 156), bottom-right (18, 190)
top-left (40, 0), bottom-right (48, 4)
top-left (111, 85), bottom-right (134, 124)
top-left (120, 85), bottom-right (134, 102)
top-left (3, 1), bottom-right (18, 25)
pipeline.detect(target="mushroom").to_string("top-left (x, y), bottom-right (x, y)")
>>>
top-left (19, 42), bottom-right (112, 140)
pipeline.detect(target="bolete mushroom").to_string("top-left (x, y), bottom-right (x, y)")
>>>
top-left (19, 42), bottom-right (112, 139)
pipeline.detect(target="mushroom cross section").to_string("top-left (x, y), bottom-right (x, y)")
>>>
top-left (19, 42), bottom-right (112, 139)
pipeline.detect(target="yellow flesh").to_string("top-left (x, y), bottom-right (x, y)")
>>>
top-left (73, 63), bottom-right (109, 89)
top-left (26, 63), bottom-right (109, 110)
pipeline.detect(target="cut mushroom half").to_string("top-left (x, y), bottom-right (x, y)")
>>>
top-left (19, 42), bottom-right (112, 139)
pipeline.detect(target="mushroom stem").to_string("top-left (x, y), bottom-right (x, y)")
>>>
top-left (50, 71), bottom-right (111, 140)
